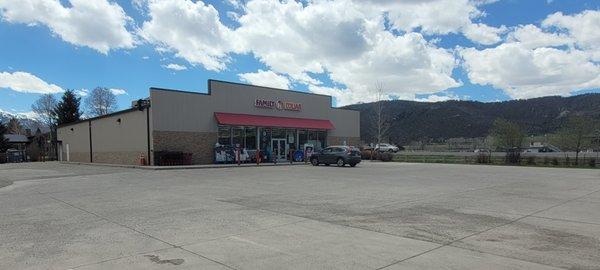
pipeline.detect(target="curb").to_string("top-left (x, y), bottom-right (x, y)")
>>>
top-left (60, 161), bottom-right (310, 170)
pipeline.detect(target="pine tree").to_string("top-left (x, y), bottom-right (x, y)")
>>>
top-left (55, 90), bottom-right (82, 125)
top-left (0, 121), bottom-right (9, 152)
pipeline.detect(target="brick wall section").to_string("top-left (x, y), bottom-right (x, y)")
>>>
top-left (153, 131), bottom-right (217, 165)
top-left (67, 152), bottom-right (90, 163)
top-left (93, 152), bottom-right (145, 165)
top-left (327, 136), bottom-right (361, 147)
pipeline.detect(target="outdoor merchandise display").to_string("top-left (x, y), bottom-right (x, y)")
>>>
top-left (304, 144), bottom-right (314, 160)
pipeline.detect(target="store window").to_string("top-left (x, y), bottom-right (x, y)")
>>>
top-left (218, 125), bottom-right (231, 145)
top-left (286, 129), bottom-right (297, 150)
top-left (298, 129), bottom-right (307, 149)
top-left (306, 130), bottom-right (317, 150)
top-left (260, 128), bottom-right (271, 151)
top-left (232, 126), bottom-right (244, 147)
top-left (245, 127), bottom-right (257, 149)
top-left (317, 130), bottom-right (327, 149)
top-left (272, 128), bottom-right (285, 139)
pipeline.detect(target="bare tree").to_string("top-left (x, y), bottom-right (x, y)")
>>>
top-left (31, 94), bottom-right (58, 159)
top-left (85, 87), bottom-right (117, 117)
top-left (7, 117), bottom-right (23, 134)
top-left (32, 94), bottom-right (58, 129)
top-left (370, 82), bottom-right (392, 146)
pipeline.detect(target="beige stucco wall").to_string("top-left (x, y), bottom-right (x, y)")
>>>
top-left (57, 109), bottom-right (149, 165)
top-left (150, 80), bottom-right (360, 138)
top-left (90, 110), bottom-right (149, 165)
top-left (57, 121), bottom-right (90, 162)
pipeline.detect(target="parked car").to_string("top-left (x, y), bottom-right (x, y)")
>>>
top-left (375, 143), bottom-right (400, 152)
top-left (310, 146), bottom-right (361, 167)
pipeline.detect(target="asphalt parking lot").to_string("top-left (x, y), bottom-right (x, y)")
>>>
top-left (1, 162), bottom-right (599, 270)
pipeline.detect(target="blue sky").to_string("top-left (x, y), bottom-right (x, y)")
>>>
top-left (0, 0), bottom-right (598, 116)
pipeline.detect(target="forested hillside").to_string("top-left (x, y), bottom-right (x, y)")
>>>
top-left (344, 93), bottom-right (600, 144)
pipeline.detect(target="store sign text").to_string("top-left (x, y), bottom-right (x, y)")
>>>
top-left (255, 99), bottom-right (302, 111)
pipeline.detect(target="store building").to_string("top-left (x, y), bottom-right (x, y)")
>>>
top-left (57, 80), bottom-right (360, 165)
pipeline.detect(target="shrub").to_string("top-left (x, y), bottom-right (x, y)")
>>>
top-left (505, 149), bottom-right (521, 164)
top-left (476, 152), bottom-right (490, 164)
top-left (551, 158), bottom-right (559, 166)
top-left (565, 156), bottom-right (571, 166)
top-left (526, 156), bottom-right (536, 165)
top-left (378, 152), bottom-right (393, 162)
top-left (543, 157), bottom-right (550, 165)
top-left (360, 149), bottom-right (372, 159)
top-left (589, 158), bottom-right (597, 168)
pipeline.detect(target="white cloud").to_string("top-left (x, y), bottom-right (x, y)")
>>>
top-left (371, 0), bottom-right (478, 35)
top-left (507, 24), bottom-right (572, 49)
top-left (542, 10), bottom-right (600, 51)
top-left (0, 0), bottom-right (135, 54)
top-left (238, 70), bottom-right (290, 90)
top-left (0, 71), bottom-right (63, 94)
top-left (414, 94), bottom-right (459, 103)
top-left (137, 0), bottom-right (461, 105)
top-left (462, 23), bottom-right (507, 45)
top-left (460, 43), bottom-right (600, 99)
top-left (163, 63), bottom-right (187, 71)
top-left (461, 10), bottom-right (600, 99)
top-left (235, 0), bottom-right (460, 104)
top-left (135, 0), bottom-right (598, 105)
top-left (308, 85), bottom-right (361, 107)
top-left (139, 0), bottom-right (237, 71)
top-left (109, 88), bottom-right (127, 95)
top-left (76, 88), bottom-right (89, 97)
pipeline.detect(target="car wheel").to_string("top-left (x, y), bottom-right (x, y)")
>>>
top-left (311, 158), bottom-right (319, 166)
top-left (336, 158), bottom-right (345, 167)
top-left (350, 163), bottom-right (357, 167)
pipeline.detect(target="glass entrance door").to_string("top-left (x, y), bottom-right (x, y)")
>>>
top-left (271, 138), bottom-right (286, 162)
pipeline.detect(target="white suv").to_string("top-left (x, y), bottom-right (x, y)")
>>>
top-left (375, 143), bottom-right (399, 153)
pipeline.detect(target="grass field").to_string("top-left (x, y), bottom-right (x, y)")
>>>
top-left (391, 153), bottom-right (599, 168)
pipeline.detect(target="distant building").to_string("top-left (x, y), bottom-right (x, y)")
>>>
top-left (3, 134), bottom-right (29, 163)
top-left (4, 134), bottom-right (29, 150)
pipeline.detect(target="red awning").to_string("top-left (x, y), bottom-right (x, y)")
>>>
top-left (214, 112), bottom-right (334, 130)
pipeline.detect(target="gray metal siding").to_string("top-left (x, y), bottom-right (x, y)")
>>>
top-left (151, 81), bottom-right (359, 137)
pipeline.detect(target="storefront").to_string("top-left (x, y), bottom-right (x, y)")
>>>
top-left (215, 120), bottom-right (330, 162)
top-left (57, 80), bottom-right (360, 165)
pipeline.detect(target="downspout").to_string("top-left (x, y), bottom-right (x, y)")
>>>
top-left (146, 106), bottom-right (151, 165)
top-left (88, 120), bottom-right (93, 163)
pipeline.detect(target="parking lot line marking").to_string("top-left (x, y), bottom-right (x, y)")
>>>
top-left (42, 192), bottom-right (239, 270)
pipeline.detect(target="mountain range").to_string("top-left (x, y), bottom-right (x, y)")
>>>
top-left (0, 110), bottom-right (46, 134)
top-left (343, 93), bottom-right (600, 144)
